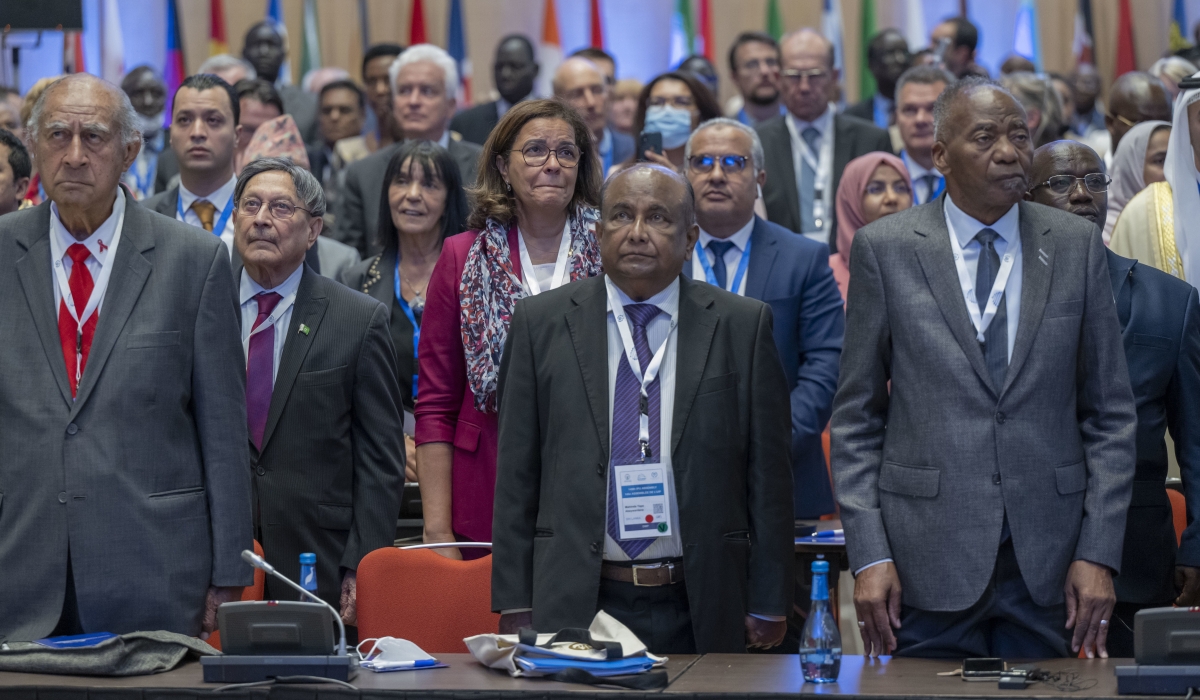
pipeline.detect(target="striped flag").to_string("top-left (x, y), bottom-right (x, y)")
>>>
top-left (903, 0), bottom-right (925, 52)
top-left (210, 0), bottom-right (228, 56)
top-left (410, 0), bottom-right (427, 46)
top-left (1114, 0), bottom-right (1136, 76)
top-left (858, 0), bottom-right (875, 99)
top-left (448, 0), bottom-right (472, 105)
top-left (697, 0), bottom-right (713, 61)
top-left (266, 0), bottom-right (293, 85)
top-left (164, 0), bottom-right (186, 119)
top-left (1073, 0), bottom-right (1094, 65)
top-left (63, 30), bottom-right (84, 74)
top-left (669, 0), bottom-right (695, 68)
top-left (590, 0), bottom-right (604, 49)
top-left (359, 0), bottom-right (370, 50)
top-left (300, 0), bottom-right (322, 78)
top-left (823, 0), bottom-right (843, 73)
top-left (766, 0), bottom-right (783, 42)
top-left (1170, 0), bottom-right (1190, 53)
top-left (535, 0), bottom-right (562, 99)
top-left (1013, 0), bottom-right (1041, 70)
top-left (101, 0), bottom-right (124, 84)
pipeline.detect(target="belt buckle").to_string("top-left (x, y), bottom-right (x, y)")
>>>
top-left (631, 562), bottom-right (665, 587)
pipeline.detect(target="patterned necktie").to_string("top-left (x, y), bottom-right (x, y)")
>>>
top-left (706, 240), bottom-right (736, 290)
top-left (246, 292), bottom-right (283, 450)
top-left (191, 200), bottom-right (217, 232)
top-left (606, 303), bottom-right (664, 560)
top-left (800, 126), bottom-right (820, 232)
top-left (57, 244), bottom-right (97, 398)
top-left (974, 229), bottom-right (1008, 390)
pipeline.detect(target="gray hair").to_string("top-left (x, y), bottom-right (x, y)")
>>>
top-left (684, 117), bottom-right (765, 174)
top-left (28, 74), bottom-right (142, 149)
top-left (198, 54), bottom-right (257, 79)
top-left (895, 64), bottom-right (956, 101)
top-left (389, 44), bottom-right (458, 97)
top-left (999, 71), bottom-right (1064, 146)
top-left (234, 156), bottom-right (327, 217)
top-left (933, 75), bottom-right (1008, 143)
top-left (1150, 56), bottom-right (1199, 85)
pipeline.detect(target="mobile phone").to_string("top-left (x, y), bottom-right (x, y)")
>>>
top-left (961, 658), bottom-right (1006, 681)
top-left (638, 131), bottom-right (663, 161)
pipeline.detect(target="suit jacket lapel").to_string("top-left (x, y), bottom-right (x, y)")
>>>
top-left (671, 277), bottom-right (718, 457)
top-left (832, 115), bottom-right (854, 193)
top-left (1000, 204), bottom-right (1054, 395)
top-left (154, 186), bottom-right (179, 218)
top-left (259, 266), bottom-right (329, 452)
top-left (14, 203), bottom-right (73, 406)
top-left (744, 217), bottom-right (778, 301)
top-left (766, 119), bottom-right (801, 231)
top-left (565, 277), bottom-right (610, 464)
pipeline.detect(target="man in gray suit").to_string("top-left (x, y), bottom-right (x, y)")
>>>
top-left (832, 78), bottom-right (1136, 660)
top-left (334, 45), bottom-right (482, 257)
top-left (0, 74), bottom-right (252, 641)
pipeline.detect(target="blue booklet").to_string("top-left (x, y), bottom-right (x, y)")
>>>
top-left (516, 655), bottom-right (657, 677)
top-left (33, 632), bottom-right (118, 649)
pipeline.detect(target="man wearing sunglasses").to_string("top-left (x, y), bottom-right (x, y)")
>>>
top-left (683, 118), bottom-right (844, 523)
top-left (1026, 140), bottom-right (1200, 658)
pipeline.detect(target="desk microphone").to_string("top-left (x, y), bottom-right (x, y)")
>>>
top-left (241, 549), bottom-right (347, 657)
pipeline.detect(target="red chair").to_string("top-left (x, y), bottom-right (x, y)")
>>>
top-left (357, 544), bottom-right (499, 653)
top-left (1169, 488), bottom-right (1187, 546)
top-left (206, 539), bottom-right (267, 651)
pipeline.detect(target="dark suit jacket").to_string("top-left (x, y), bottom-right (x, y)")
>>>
top-left (756, 112), bottom-right (893, 252)
top-left (280, 84), bottom-right (319, 145)
top-left (609, 128), bottom-right (635, 167)
top-left (491, 275), bottom-right (795, 653)
top-left (243, 265), bottom-right (405, 610)
top-left (450, 100), bottom-right (501, 145)
top-left (685, 217), bottom-right (844, 517)
top-left (340, 248), bottom-right (418, 410)
top-left (0, 195), bottom-right (253, 640)
top-left (843, 97), bottom-right (875, 123)
top-left (154, 135), bottom-right (178, 194)
top-left (1108, 250), bottom-right (1200, 604)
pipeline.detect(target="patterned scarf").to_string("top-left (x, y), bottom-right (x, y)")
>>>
top-left (460, 205), bottom-right (602, 413)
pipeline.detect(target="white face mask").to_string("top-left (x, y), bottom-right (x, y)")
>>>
top-left (355, 636), bottom-right (436, 670)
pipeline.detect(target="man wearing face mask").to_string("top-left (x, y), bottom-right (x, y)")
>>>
top-left (242, 22), bottom-right (319, 145)
top-left (120, 66), bottom-right (169, 200)
top-left (451, 35), bottom-right (539, 146)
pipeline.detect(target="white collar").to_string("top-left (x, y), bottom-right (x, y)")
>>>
top-left (605, 275), bottom-right (680, 320)
top-left (901, 150), bottom-right (940, 180)
top-left (240, 263), bottom-right (304, 306)
top-left (698, 216), bottom-right (754, 252)
top-left (50, 188), bottom-right (126, 265)
top-left (944, 194), bottom-right (1019, 249)
top-left (787, 102), bottom-right (834, 135)
top-left (179, 174), bottom-right (237, 214)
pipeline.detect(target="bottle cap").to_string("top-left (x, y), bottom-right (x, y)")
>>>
top-left (811, 559), bottom-right (829, 574)
top-left (299, 552), bottom-right (316, 564)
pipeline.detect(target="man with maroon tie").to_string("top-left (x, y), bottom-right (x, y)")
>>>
top-left (0, 74), bottom-right (253, 640)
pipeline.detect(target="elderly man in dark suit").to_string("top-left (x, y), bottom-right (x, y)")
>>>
top-left (833, 77), bottom-right (1136, 660)
top-left (756, 29), bottom-right (892, 251)
top-left (450, 35), bottom-right (538, 146)
top-left (683, 117), bottom-right (844, 518)
top-left (1026, 139), bottom-right (1200, 657)
top-left (492, 164), bottom-right (794, 654)
top-left (0, 74), bottom-right (252, 640)
top-left (232, 157), bottom-right (405, 625)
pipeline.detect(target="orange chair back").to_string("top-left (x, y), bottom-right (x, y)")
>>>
top-left (1169, 489), bottom-right (1187, 546)
top-left (357, 547), bottom-right (499, 653)
top-left (205, 540), bottom-right (267, 651)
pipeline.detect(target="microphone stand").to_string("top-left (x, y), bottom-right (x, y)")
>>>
top-left (242, 550), bottom-right (347, 657)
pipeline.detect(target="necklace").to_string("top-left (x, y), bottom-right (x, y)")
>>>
top-left (401, 274), bottom-right (429, 315)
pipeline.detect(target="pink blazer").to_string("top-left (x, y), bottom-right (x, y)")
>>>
top-left (414, 226), bottom-right (521, 543)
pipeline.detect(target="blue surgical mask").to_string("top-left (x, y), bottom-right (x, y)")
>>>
top-left (643, 105), bottom-right (694, 149)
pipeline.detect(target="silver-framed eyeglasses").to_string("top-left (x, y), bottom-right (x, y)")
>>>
top-left (1030, 173), bottom-right (1110, 195)
top-left (236, 198), bottom-right (314, 219)
top-left (781, 68), bottom-right (829, 84)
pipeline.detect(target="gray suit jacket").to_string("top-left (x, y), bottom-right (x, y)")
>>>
top-left (0, 196), bottom-right (253, 641)
top-left (332, 137), bottom-right (483, 257)
top-left (831, 197), bottom-right (1137, 611)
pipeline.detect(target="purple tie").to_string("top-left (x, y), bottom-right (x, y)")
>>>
top-left (247, 292), bottom-right (282, 450)
top-left (606, 303), bottom-right (663, 559)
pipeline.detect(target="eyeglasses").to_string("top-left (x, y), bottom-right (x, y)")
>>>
top-left (688, 154), bottom-right (749, 173)
top-left (236, 198), bottom-right (314, 219)
top-left (781, 68), bottom-right (829, 85)
top-left (648, 95), bottom-right (696, 108)
top-left (738, 57), bottom-right (780, 73)
top-left (512, 142), bottom-right (581, 168)
top-left (1109, 113), bottom-right (1137, 128)
top-left (1031, 173), bottom-right (1111, 195)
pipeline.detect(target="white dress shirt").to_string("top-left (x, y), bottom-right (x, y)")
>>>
top-left (692, 217), bottom-right (754, 295)
top-left (178, 175), bottom-right (237, 256)
top-left (787, 103), bottom-right (835, 244)
top-left (603, 276), bottom-right (682, 561)
top-left (239, 265), bottom-right (303, 385)
top-left (944, 194), bottom-right (1022, 362)
top-left (50, 188), bottom-right (127, 314)
top-left (901, 150), bottom-right (943, 206)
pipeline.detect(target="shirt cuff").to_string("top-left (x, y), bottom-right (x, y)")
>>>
top-left (500, 608), bottom-right (532, 615)
top-left (854, 558), bottom-right (893, 576)
top-left (749, 613), bottom-right (787, 622)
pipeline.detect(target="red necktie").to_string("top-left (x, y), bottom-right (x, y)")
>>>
top-left (57, 244), bottom-right (97, 398)
top-left (246, 292), bottom-right (283, 450)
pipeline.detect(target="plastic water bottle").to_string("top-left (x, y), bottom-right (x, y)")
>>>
top-left (299, 552), bottom-right (317, 594)
top-left (800, 558), bottom-right (841, 683)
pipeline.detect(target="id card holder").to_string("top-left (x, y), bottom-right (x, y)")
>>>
top-left (612, 462), bottom-right (672, 540)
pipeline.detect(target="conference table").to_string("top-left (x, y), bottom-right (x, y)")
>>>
top-left (0, 654), bottom-right (1138, 700)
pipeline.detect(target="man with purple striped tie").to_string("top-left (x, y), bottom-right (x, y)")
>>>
top-left (492, 164), bottom-right (794, 653)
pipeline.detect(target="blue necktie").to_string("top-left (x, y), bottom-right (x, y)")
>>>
top-left (800, 126), bottom-right (820, 232)
top-left (975, 229), bottom-right (1008, 391)
top-left (919, 174), bottom-right (939, 205)
top-left (606, 303), bottom-right (663, 560)
top-left (706, 240), bottom-right (736, 290)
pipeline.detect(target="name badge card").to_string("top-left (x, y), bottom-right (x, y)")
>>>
top-left (613, 462), bottom-right (672, 540)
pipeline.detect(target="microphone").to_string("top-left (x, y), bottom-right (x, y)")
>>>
top-left (241, 549), bottom-right (347, 656)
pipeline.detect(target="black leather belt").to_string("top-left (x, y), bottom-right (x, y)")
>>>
top-left (601, 560), bottom-right (685, 586)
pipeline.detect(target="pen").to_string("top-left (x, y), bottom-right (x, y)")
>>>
top-left (372, 659), bottom-right (439, 669)
top-left (812, 529), bottom-right (843, 538)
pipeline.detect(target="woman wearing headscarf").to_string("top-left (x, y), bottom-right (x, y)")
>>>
top-left (415, 99), bottom-right (604, 558)
top-left (1110, 75), bottom-right (1200, 283)
top-left (829, 152), bottom-right (913, 301)
top-left (1104, 120), bottom-right (1171, 244)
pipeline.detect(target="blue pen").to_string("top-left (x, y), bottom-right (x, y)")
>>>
top-left (372, 659), bottom-right (439, 670)
top-left (812, 529), bottom-right (844, 538)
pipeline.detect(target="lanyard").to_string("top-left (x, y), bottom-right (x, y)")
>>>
top-left (694, 237), bottom-right (752, 295)
top-left (518, 222), bottom-right (572, 295)
top-left (930, 175), bottom-right (946, 202)
top-left (604, 280), bottom-right (677, 461)
top-left (242, 290), bottom-right (299, 359)
top-left (394, 259), bottom-right (421, 399)
top-left (178, 193), bottom-right (235, 237)
top-left (785, 111), bottom-right (832, 231)
top-left (948, 228), bottom-right (1019, 343)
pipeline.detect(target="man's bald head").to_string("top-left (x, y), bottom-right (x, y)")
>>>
top-left (603, 163), bottom-right (696, 228)
top-left (779, 29), bottom-right (838, 122)
top-left (1107, 72), bottom-right (1172, 151)
top-left (553, 57), bottom-right (608, 139)
top-left (780, 28), bottom-right (836, 72)
top-left (1026, 140), bottom-right (1107, 227)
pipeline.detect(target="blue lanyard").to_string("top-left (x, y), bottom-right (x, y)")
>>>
top-left (694, 237), bottom-right (752, 294)
top-left (930, 175), bottom-right (946, 202)
top-left (394, 259), bottom-right (420, 399)
top-left (178, 193), bottom-right (235, 236)
top-left (129, 151), bottom-right (157, 198)
top-left (602, 145), bottom-right (613, 175)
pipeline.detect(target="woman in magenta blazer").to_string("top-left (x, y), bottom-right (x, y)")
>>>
top-left (415, 99), bottom-right (604, 558)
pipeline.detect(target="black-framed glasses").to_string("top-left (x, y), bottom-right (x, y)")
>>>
top-left (1030, 173), bottom-right (1110, 195)
top-left (688, 154), bottom-right (749, 173)
top-left (236, 198), bottom-right (314, 219)
top-left (648, 95), bottom-right (696, 108)
top-left (512, 142), bottom-right (581, 168)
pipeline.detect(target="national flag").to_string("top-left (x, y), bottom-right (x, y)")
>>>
top-left (359, 0), bottom-right (370, 49)
top-left (164, 0), bottom-right (186, 119)
top-left (590, 0), bottom-right (604, 49)
top-left (903, 0), bottom-right (925, 52)
top-left (669, 0), bottom-right (695, 68)
top-left (823, 0), bottom-right (843, 74)
top-left (210, 0), bottom-right (228, 56)
top-left (1013, 0), bottom-right (1041, 71)
top-left (63, 31), bottom-right (84, 74)
top-left (448, 0), bottom-right (472, 105)
top-left (858, 0), bottom-right (875, 99)
top-left (1073, 0), bottom-right (1094, 65)
top-left (1170, 0), bottom-right (1190, 53)
top-left (535, 0), bottom-right (562, 99)
top-left (697, 0), bottom-right (713, 61)
top-left (300, 0), bottom-right (322, 78)
top-left (266, 0), bottom-right (293, 86)
top-left (766, 0), bottom-right (783, 42)
top-left (409, 0), bottom-right (427, 46)
top-left (101, 0), bottom-right (124, 84)
top-left (1114, 0), bottom-right (1136, 77)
